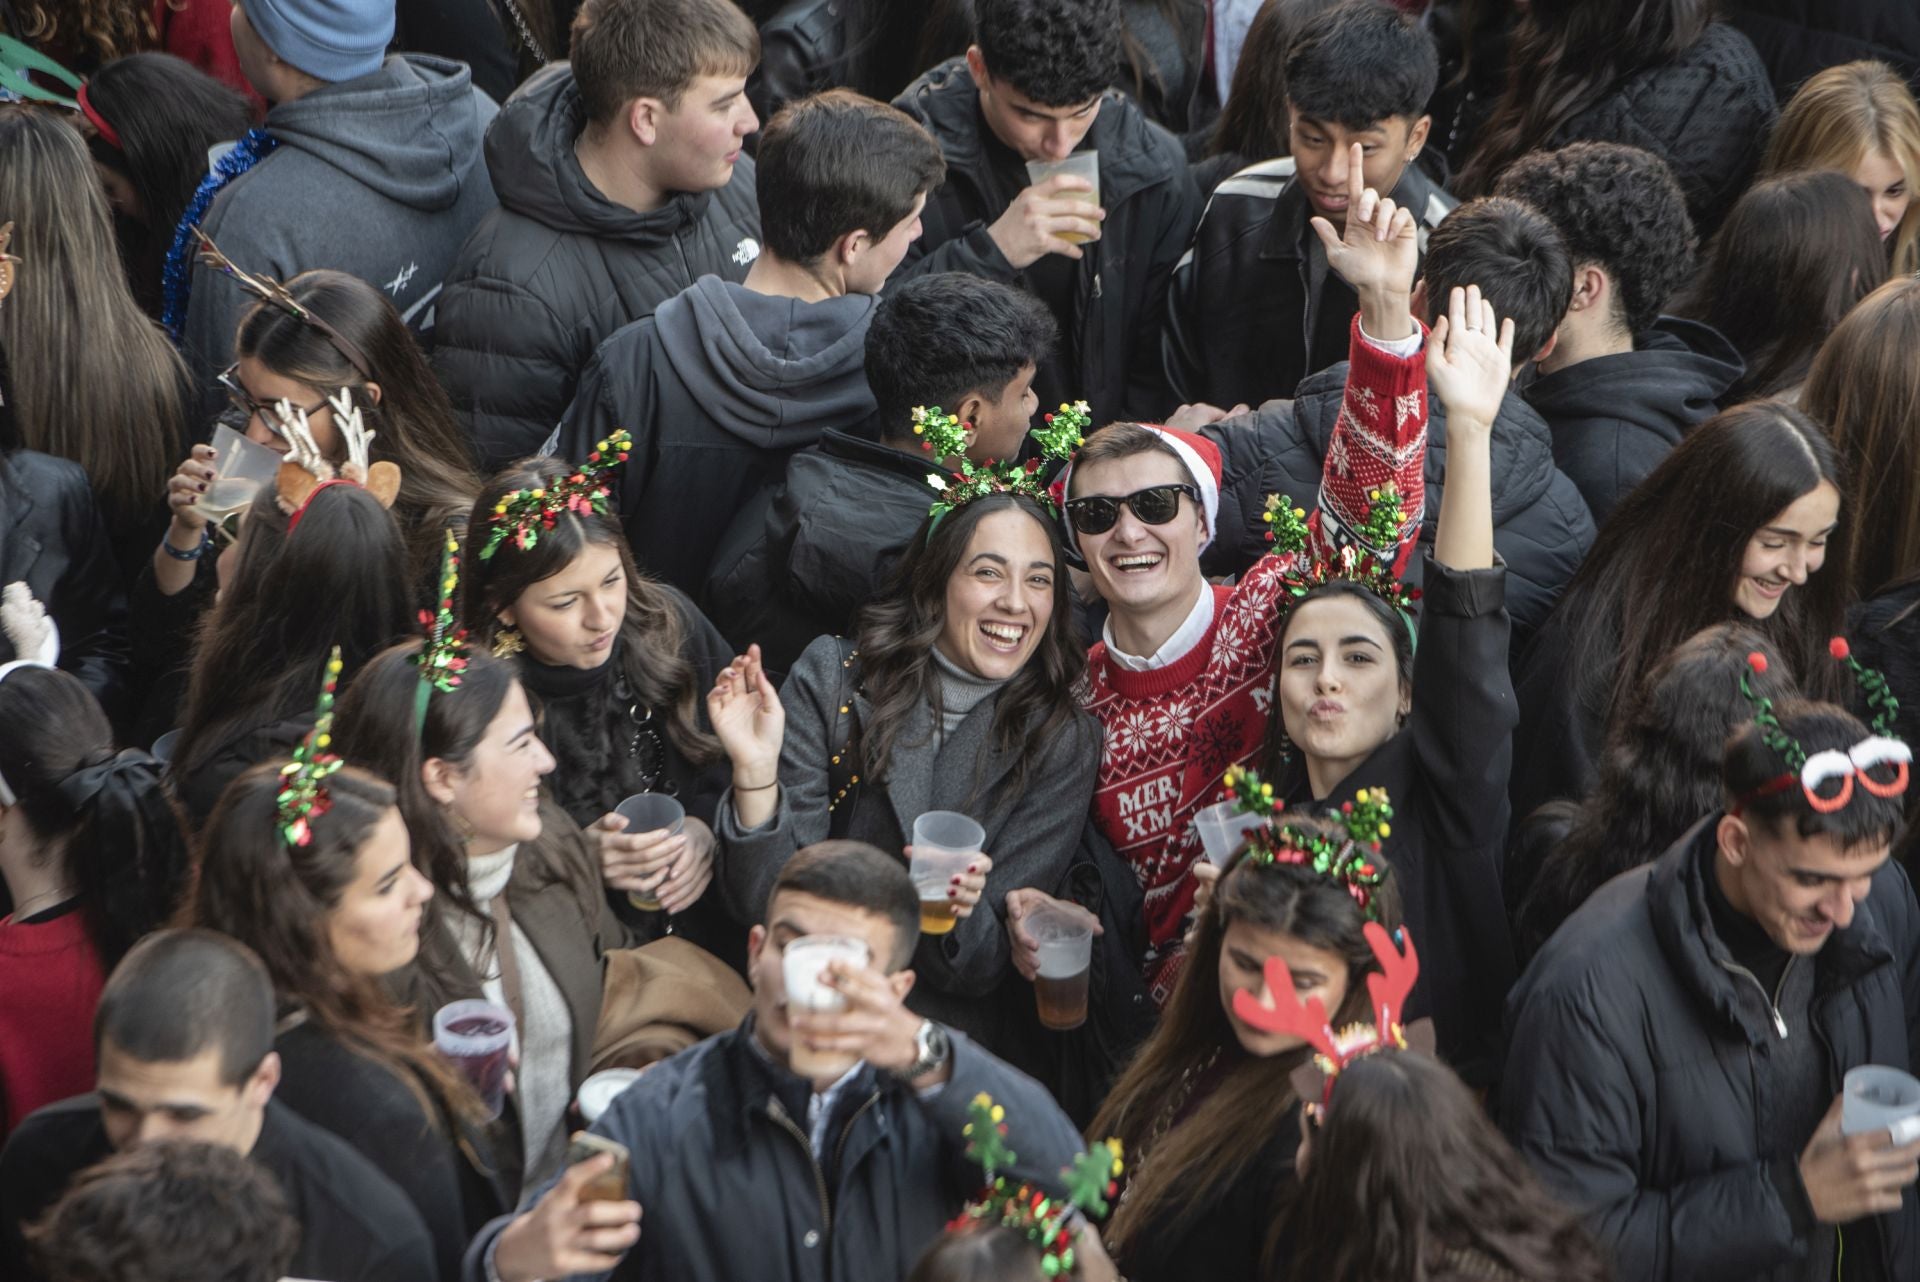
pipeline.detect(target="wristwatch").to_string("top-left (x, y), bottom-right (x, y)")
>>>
top-left (894, 1019), bottom-right (951, 1082)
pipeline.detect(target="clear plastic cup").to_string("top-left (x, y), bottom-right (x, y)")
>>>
top-left (911, 811), bottom-right (984, 935)
top-left (433, 999), bottom-right (515, 1118)
top-left (1842, 1065), bottom-right (1920, 1137)
top-left (200, 423), bottom-right (282, 527)
top-left (1193, 800), bottom-right (1267, 867)
top-left (1025, 151), bottom-right (1100, 244)
top-left (781, 935), bottom-right (871, 1079)
top-left (1028, 905), bottom-right (1094, 1031)
top-left (614, 792), bottom-right (684, 912)
top-left (150, 728), bottom-right (182, 765)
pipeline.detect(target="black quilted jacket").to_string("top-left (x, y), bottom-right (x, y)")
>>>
top-left (432, 64), bottom-right (762, 469)
top-left (1723, 0), bottom-right (1920, 99)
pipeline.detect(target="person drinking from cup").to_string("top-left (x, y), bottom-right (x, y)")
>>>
top-left (466, 840), bottom-right (1084, 1282)
top-left (459, 449), bottom-right (737, 954)
top-left (1501, 680), bottom-right (1920, 1282)
top-left (188, 658), bottom-right (507, 1280)
top-left (707, 409), bottom-right (1101, 1055)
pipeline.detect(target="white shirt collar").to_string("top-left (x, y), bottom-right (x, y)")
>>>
top-left (1103, 583), bottom-right (1216, 672)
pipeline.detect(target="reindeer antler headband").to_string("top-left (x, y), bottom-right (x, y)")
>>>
top-left (275, 389), bottom-right (402, 532)
top-left (949, 1093), bottom-right (1123, 1277)
top-left (192, 228), bottom-right (375, 380)
top-left (1734, 640), bottom-right (1909, 814)
top-left (1220, 766), bottom-right (1393, 921)
top-left (919, 401), bottom-right (1090, 530)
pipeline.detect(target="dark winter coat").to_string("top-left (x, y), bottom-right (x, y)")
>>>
top-left (175, 713), bottom-right (312, 828)
top-left (1723, 0), bottom-right (1920, 99)
top-left (1162, 156), bottom-right (1456, 408)
top-left (893, 58), bottom-right (1202, 424)
top-left (553, 277), bottom-right (878, 599)
top-left (391, 0), bottom-right (523, 103)
top-left (748, 0), bottom-right (851, 126)
top-left (1508, 598), bottom-right (1607, 827)
top-left (703, 427), bottom-right (936, 676)
top-left (715, 635), bottom-right (1102, 1053)
top-left (462, 1022), bottom-right (1085, 1282)
top-left (1284, 560), bottom-right (1520, 1086)
top-left (1519, 317), bottom-right (1744, 526)
top-left (0, 450), bottom-right (127, 714)
top-left (1544, 21), bottom-right (1776, 235)
top-left (1499, 820), bottom-right (1920, 1281)
top-left (1202, 375), bottom-right (1595, 662)
top-left (1849, 580), bottom-right (1920, 757)
top-left (433, 64), bottom-right (763, 469)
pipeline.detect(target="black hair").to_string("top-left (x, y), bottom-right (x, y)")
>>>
top-left (93, 930), bottom-right (276, 1087)
top-left (770, 840), bottom-right (920, 970)
top-left (0, 667), bottom-right (189, 965)
top-left (1726, 701), bottom-right (1905, 851)
top-left (866, 273), bottom-right (1058, 438)
top-left (1493, 141), bottom-right (1697, 337)
top-left (975, 0), bottom-right (1123, 106)
top-left (758, 90), bottom-right (947, 264)
top-left (1283, 0), bottom-right (1438, 131)
top-left (1421, 196), bottom-right (1573, 361)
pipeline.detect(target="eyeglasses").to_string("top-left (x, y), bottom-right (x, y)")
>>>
top-left (1063, 483), bottom-right (1200, 536)
top-left (217, 364), bottom-right (328, 439)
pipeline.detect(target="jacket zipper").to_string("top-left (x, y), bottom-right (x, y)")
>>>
top-left (831, 1091), bottom-right (882, 1177)
top-left (1718, 956), bottom-right (1794, 1039)
top-left (767, 1099), bottom-right (833, 1236)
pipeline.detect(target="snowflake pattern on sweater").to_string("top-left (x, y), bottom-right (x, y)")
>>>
top-left (1082, 316), bottom-right (1432, 1002)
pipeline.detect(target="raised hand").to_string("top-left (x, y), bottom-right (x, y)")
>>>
top-left (706, 644), bottom-right (784, 779)
top-left (790, 959), bottom-right (933, 1080)
top-left (1309, 142), bottom-right (1418, 327)
top-left (1427, 285), bottom-right (1516, 432)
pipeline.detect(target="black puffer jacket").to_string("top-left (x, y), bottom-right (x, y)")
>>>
top-left (0, 450), bottom-right (128, 715)
top-left (1519, 316), bottom-right (1744, 526)
top-left (1547, 21), bottom-right (1776, 235)
top-left (1723, 0), bottom-right (1920, 99)
top-left (703, 427), bottom-right (935, 677)
top-left (1848, 579), bottom-right (1920, 757)
top-left (893, 58), bottom-right (1202, 424)
top-left (432, 64), bottom-right (762, 469)
top-left (1500, 820), bottom-right (1920, 1282)
top-left (1201, 374), bottom-right (1595, 661)
top-left (1161, 157), bottom-right (1456, 409)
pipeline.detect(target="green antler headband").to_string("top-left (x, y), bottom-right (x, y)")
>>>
top-left (920, 401), bottom-right (1091, 529)
top-left (1735, 641), bottom-right (1909, 814)
top-left (480, 430), bottom-right (632, 560)
top-left (413, 528), bottom-right (469, 737)
top-left (951, 1093), bottom-right (1124, 1278)
top-left (277, 647), bottom-right (345, 849)
top-left (1222, 766), bottom-right (1392, 921)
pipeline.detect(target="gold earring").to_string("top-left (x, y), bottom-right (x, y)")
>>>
top-left (491, 626), bottom-right (525, 658)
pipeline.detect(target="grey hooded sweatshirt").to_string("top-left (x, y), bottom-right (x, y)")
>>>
top-left (182, 54), bottom-right (498, 409)
top-left (552, 275), bottom-right (879, 599)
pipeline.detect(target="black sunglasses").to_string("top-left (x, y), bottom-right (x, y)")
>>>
top-left (1064, 483), bottom-right (1200, 535)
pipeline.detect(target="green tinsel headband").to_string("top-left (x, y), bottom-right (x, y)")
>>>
top-left (918, 401), bottom-right (1091, 530)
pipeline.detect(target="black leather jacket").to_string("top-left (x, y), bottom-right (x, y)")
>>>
top-left (0, 450), bottom-right (128, 712)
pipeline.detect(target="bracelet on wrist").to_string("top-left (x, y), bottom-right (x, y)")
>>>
top-left (734, 778), bottom-right (778, 793)
top-left (160, 526), bottom-right (211, 562)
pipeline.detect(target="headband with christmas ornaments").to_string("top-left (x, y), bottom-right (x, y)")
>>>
top-left (480, 431), bottom-right (632, 560)
top-left (276, 648), bottom-right (344, 850)
top-left (413, 528), bottom-right (469, 738)
top-left (1734, 639), bottom-right (1908, 814)
top-left (1262, 487), bottom-right (1418, 617)
top-left (915, 401), bottom-right (1090, 529)
top-left (1220, 765), bottom-right (1392, 922)
top-left (949, 1093), bottom-right (1123, 1278)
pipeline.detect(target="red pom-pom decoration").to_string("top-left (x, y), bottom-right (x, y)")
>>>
top-left (1829, 637), bottom-right (1851, 660)
top-left (1748, 652), bottom-right (1768, 675)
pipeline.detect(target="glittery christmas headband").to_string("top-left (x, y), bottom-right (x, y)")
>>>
top-left (413, 529), bottom-right (469, 737)
top-left (1220, 766), bottom-right (1392, 922)
top-left (479, 431), bottom-right (632, 560)
top-left (192, 228), bottom-right (375, 380)
top-left (1734, 639), bottom-right (1908, 814)
top-left (919, 401), bottom-right (1090, 529)
top-left (276, 648), bottom-right (344, 849)
top-left (1263, 488), bottom-right (1419, 620)
top-left (949, 1093), bottom-right (1123, 1278)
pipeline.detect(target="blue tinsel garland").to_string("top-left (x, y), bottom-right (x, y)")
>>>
top-left (162, 127), bottom-right (280, 342)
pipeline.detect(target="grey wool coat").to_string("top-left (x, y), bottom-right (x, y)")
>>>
top-left (717, 634), bottom-right (1101, 1051)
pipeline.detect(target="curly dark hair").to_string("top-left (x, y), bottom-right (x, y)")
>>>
top-left (1495, 141), bottom-right (1697, 337)
top-left (975, 0), bottom-right (1123, 106)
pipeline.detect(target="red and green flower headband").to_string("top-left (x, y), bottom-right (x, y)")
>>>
top-left (1221, 765), bottom-right (1392, 922)
top-left (277, 647), bottom-right (344, 849)
top-left (479, 430), bottom-right (632, 560)
top-left (1735, 639), bottom-right (1908, 814)
top-left (412, 528), bottom-right (469, 738)
top-left (917, 401), bottom-right (1091, 529)
top-left (950, 1093), bottom-right (1123, 1277)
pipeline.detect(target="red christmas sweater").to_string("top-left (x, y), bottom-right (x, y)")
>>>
top-left (1083, 316), bottom-right (1431, 1003)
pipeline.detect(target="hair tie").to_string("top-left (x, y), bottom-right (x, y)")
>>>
top-left (54, 749), bottom-right (153, 814)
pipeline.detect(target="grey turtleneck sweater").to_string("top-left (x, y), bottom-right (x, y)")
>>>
top-left (930, 647), bottom-right (1009, 754)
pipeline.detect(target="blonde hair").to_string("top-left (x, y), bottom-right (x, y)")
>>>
top-left (1762, 60), bottom-right (1920, 279)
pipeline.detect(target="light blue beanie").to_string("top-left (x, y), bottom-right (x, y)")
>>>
top-left (242, 0), bottom-right (395, 83)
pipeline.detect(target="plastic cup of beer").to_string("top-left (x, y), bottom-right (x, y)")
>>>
top-left (1028, 906), bottom-right (1094, 1031)
top-left (433, 999), bottom-right (515, 1118)
top-left (782, 934), bottom-right (872, 1080)
top-left (1193, 800), bottom-right (1266, 868)
top-left (1025, 150), bottom-right (1100, 244)
top-left (1842, 1065), bottom-right (1920, 1138)
top-left (911, 810), bottom-right (984, 935)
top-left (614, 792), bottom-right (683, 912)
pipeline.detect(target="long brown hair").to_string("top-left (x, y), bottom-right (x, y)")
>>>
top-left (1090, 830), bottom-right (1403, 1254)
top-left (15, 0), bottom-right (154, 69)
top-left (1803, 276), bottom-right (1920, 598)
top-left (1282, 1050), bottom-right (1610, 1282)
top-left (234, 270), bottom-right (481, 580)
top-left (853, 493), bottom-right (1087, 799)
top-left (0, 108), bottom-right (186, 524)
top-left (187, 762), bottom-right (483, 1123)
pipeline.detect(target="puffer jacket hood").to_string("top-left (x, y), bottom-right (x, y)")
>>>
top-left (652, 277), bottom-right (878, 449)
top-left (268, 54), bottom-right (488, 214)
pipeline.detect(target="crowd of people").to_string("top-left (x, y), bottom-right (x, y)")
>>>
top-left (1, 0), bottom-right (1919, 1278)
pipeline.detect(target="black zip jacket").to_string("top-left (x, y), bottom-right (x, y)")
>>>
top-left (1500, 819), bottom-right (1920, 1281)
top-left (892, 58), bottom-right (1202, 425)
top-left (0, 450), bottom-right (127, 717)
top-left (1162, 157), bottom-right (1455, 408)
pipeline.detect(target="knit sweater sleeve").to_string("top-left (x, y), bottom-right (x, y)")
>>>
top-left (1305, 315), bottom-right (1430, 578)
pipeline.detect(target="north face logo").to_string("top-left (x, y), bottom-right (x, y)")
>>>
top-left (732, 238), bottom-right (760, 266)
